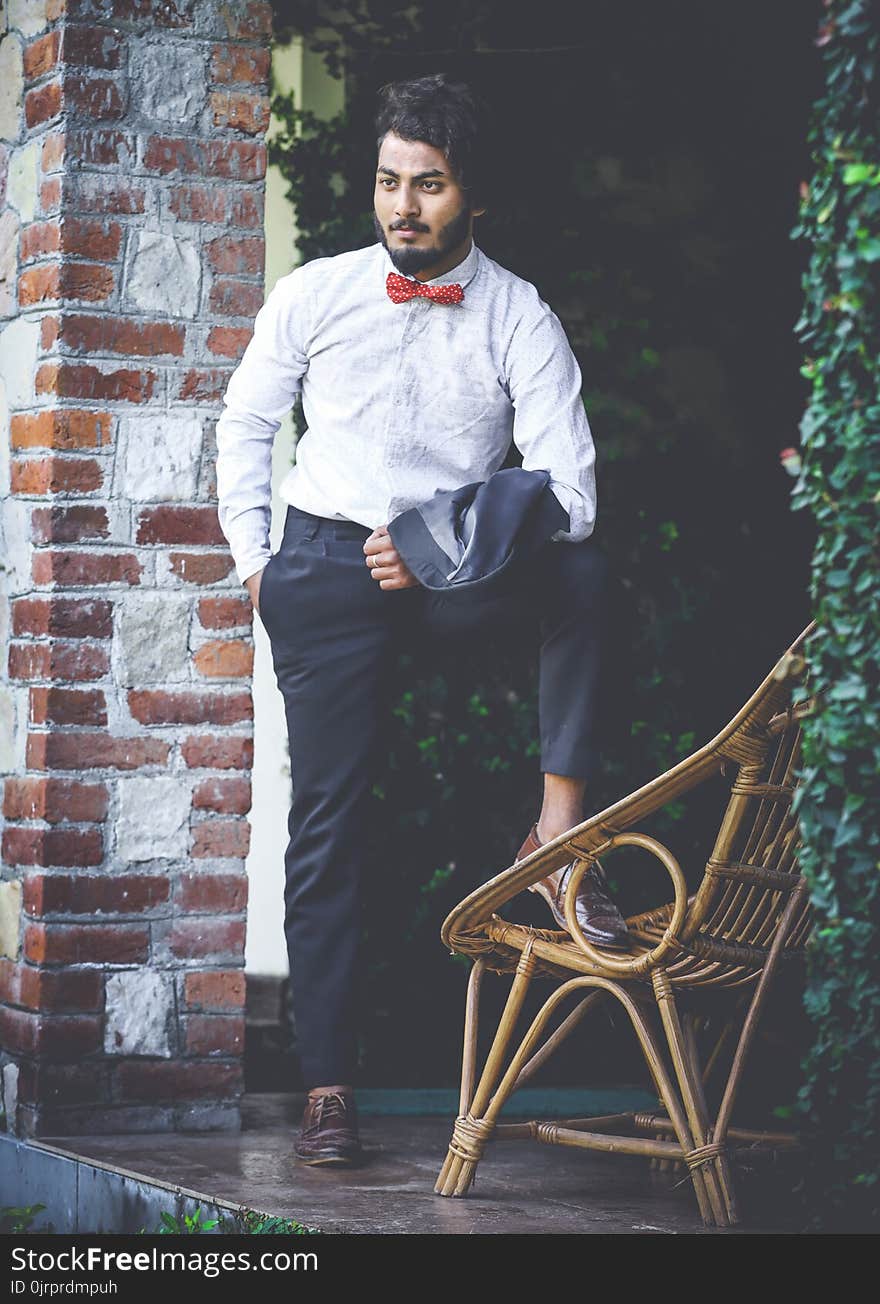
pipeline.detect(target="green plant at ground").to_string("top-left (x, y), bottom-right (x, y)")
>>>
top-left (221, 1208), bottom-right (322, 1235)
top-left (0, 1203), bottom-right (50, 1233)
top-left (140, 1205), bottom-right (321, 1235)
top-left (787, 0), bottom-right (880, 1232)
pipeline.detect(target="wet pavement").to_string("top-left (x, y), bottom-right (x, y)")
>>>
top-left (39, 1092), bottom-right (802, 1234)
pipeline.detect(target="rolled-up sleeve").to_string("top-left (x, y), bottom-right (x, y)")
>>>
top-left (215, 266), bottom-right (312, 585)
top-left (506, 307), bottom-right (597, 543)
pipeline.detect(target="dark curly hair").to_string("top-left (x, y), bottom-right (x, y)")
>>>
top-left (374, 73), bottom-right (493, 210)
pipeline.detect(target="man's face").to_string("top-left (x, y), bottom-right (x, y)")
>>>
top-left (373, 131), bottom-right (484, 279)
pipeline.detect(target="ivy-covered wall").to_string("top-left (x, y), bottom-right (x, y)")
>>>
top-left (789, 0), bottom-right (879, 1234)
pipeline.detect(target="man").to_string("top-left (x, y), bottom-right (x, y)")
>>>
top-left (215, 73), bottom-right (628, 1167)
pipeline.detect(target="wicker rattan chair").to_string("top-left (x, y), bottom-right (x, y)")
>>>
top-left (434, 621), bottom-right (818, 1227)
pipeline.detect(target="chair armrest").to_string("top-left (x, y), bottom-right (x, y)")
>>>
top-left (559, 831), bottom-right (689, 976)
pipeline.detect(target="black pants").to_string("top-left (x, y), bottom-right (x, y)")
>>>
top-left (259, 504), bottom-right (609, 1088)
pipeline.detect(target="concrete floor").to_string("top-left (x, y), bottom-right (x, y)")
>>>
top-left (40, 1092), bottom-right (801, 1234)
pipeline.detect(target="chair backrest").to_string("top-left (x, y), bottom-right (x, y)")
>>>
top-left (677, 623), bottom-right (817, 976)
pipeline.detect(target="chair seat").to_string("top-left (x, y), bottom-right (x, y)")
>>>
top-left (457, 891), bottom-right (766, 991)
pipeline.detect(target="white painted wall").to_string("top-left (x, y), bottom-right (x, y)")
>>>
top-left (245, 36), bottom-right (344, 976)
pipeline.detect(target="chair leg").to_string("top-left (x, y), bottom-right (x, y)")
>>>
top-left (652, 973), bottom-right (736, 1227)
top-left (435, 937), bottom-right (539, 1197)
top-left (682, 1011), bottom-right (739, 1222)
top-left (434, 956), bottom-right (486, 1196)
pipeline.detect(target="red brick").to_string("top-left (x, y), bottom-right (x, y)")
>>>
top-left (12, 457), bottom-right (102, 495)
top-left (136, 506), bottom-right (225, 547)
top-left (228, 190), bottom-right (263, 229)
top-left (30, 686), bottom-right (106, 726)
top-left (10, 641), bottom-right (110, 683)
top-left (65, 128), bottom-right (135, 169)
top-left (23, 30), bottom-right (61, 81)
top-left (8, 643), bottom-right (51, 681)
top-left (0, 1007), bottom-right (37, 1055)
top-left (192, 776), bottom-right (251, 815)
top-left (116, 1060), bottom-right (243, 1102)
top-left (30, 505), bottom-right (110, 543)
top-left (12, 596), bottom-right (114, 638)
top-left (168, 918), bottom-right (246, 961)
top-left (26, 731), bottom-right (170, 772)
top-left (24, 921), bottom-right (149, 965)
top-left (58, 314), bottom-right (184, 357)
top-left (209, 90), bottom-right (270, 135)
top-left (191, 818), bottom-right (250, 860)
top-left (61, 263), bottom-right (116, 302)
top-left (3, 777), bottom-right (109, 824)
top-left (38, 1014), bottom-right (104, 1059)
top-left (168, 184), bottom-right (227, 224)
top-left (20, 220), bottom-right (61, 262)
top-left (42, 315), bottom-right (60, 350)
top-left (60, 216), bottom-right (122, 261)
top-left (193, 640), bottom-right (253, 678)
top-left (56, 642), bottom-right (111, 680)
top-left (63, 174), bottom-right (145, 214)
top-left (64, 24), bottom-right (124, 69)
top-left (143, 136), bottom-right (265, 181)
top-left (198, 595), bottom-right (252, 629)
top-left (177, 872), bottom-right (248, 912)
top-left (209, 278), bottom-right (264, 317)
top-left (0, 959), bottom-right (17, 1003)
top-left (2, 827), bottom-right (103, 868)
top-left (205, 235), bottom-right (264, 277)
top-left (31, 551), bottom-right (141, 586)
top-left (25, 80), bottom-right (63, 129)
top-left (40, 175), bottom-right (61, 215)
top-left (215, 1), bottom-right (273, 40)
top-left (206, 325), bottom-right (251, 359)
top-left (183, 969), bottom-right (245, 1012)
top-left (42, 129), bottom-right (65, 173)
top-left (128, 690), bottom-right (252, 726)
top-left (16, 450), bottom-right (101, 500)
top-left (19, 263), bottom-right (60, 306)
top-left (18, 1061), bottom-right (107, 1106)
top-left (63, 73), bottom-right (125, 120)
top-left (183, 1014), bottom-right (245, 1056)
top-left (23, 872), bottom-right (169, 916)
top-left (210, 44), bottom-right (270, 85)
top-left (38, 361), bottom-right (158, 402)
top-left (10, 410), bottom-right (113, 451)
top-left (0, 1006), bottom-right (102, 1058)
top-left (168, 552), bottom-right (236, 584)
top-left (0, 961), bottom-right (104, 1013)
top-left (174, 369), bottom-right (233, 403)
top-left (181, 735), bottom-right (253, 770)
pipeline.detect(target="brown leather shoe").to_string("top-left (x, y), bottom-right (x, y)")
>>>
top-left (516, 822), bottom-right (630, 950)
top-left (293, 1089), bottom-right (363, 1166)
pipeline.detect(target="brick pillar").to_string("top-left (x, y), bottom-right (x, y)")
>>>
top-left (0, 0), bottom-right (273, 1136)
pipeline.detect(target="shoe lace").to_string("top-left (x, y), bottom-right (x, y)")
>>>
top-left (309, 1091), bottom-right (349, 1128)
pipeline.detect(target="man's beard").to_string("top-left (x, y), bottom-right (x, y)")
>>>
top-left (373, 202), bottom-right (472, 277)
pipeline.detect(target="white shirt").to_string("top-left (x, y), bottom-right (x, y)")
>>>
top-left (214, 237), bottom-right (597, 585)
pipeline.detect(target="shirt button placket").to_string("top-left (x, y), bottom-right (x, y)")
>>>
top-left (382, 296), bottom-right (421, 511)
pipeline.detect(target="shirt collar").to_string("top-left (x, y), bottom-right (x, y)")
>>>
top-left (379, 237), bottom-right (481, 291)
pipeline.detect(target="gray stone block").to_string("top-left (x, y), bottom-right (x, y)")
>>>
top-left (105, 969), bottom-right (174, 1057)
top-left (117, 775), bottom-right (190, 862)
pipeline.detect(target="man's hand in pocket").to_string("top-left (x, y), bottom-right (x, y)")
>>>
top-left (245, 566), bottom-right (266, 617)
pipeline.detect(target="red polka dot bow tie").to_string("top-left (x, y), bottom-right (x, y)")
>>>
top-left (386, 271), bottom-right (464, 305)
